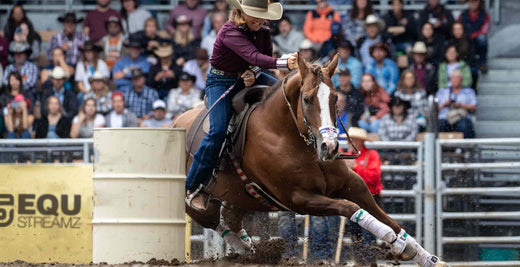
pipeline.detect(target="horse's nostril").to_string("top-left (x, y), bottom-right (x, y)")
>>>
top-left (321, 142), bottom-right (328, 151)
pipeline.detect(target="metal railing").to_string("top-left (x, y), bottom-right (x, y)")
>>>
top-left (0, 139), bottom-right (93, 163)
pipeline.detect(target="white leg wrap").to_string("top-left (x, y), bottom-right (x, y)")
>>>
top-left (350, 209), bottom-right (396, 243)
top-left (391, 229), bottom-right (408, 256)
top-left (215, 224), bottom-right (251, 255)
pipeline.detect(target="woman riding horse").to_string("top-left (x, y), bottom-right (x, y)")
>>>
top-left (185, 0), bottom-right (298, 210)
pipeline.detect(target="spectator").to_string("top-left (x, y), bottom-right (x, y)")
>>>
top-left (48, 12), bottom-right (88, 66)
top-left (99, 16), bottom-right (126, 71)
top-left (331, 40), bottom-right (362, 89)
top-left (146, 43), bottom-right (182, 100)
top-left (183, 48), bottom-right (209, 91)
top-left (358, 73), bottom-right (390, 133)
top-left (378, 96), bottom-right (418, 141)
top-left (3, 94), bottom-right (33, 139)
top-left (3, 4), bottom-right (41, 62)
top-left (1, 72), bottom-right (34, 114)
top-left (418, 22), bottom-right (445, 64)
top-left (365, 42), bottom-right (399, 95)
top-left (342, 0), bottom-right (375, 42)
top-left (132, 17), bottom-right (164, 57)
top-left (336, 68), bottom-right (364, 128)
top-left (450, 22), bottom-right (474, 67)
top-left (166, 72), bottom-right (201, 120)
top-left (70, 98), bottom-right (105, 138)
top-left (408, 41), bottom-right (437, 95)
top-left (303, 0), bottom-right (341, 45)
top-left (299, 39), bottom-right (318, 63)
top-left (120, 0), bottom-right (152, 35)
top-left (0, 35), bottom-right (7, 68)
top-left (41, 47), bottom-right (75, 88)
top-left (165, 0), bottom-right (207, 39)
top-left (140, 99), bottom-right (171, 128)
top-left (84, 0), bottom-right (123, 43)
top-left (112, 37), bottom-right (150, 90)
top-left (418, 0), bottom-right (454, 40)
top-left (438, 45), bottom-right (472, 90)
top-left (273, 17), bottom-right (305, 55)
top-left (40, 67), bottom-right (78, 119)
top-left (34, 96), bottom-right (72, 138)
top-left (436, 69), bottom-right (476, 138)
top-left (2, 42), bottom-right (38, 98)
top-left (459, 0), bottom-right (490, 73)
top-left (357, 15), bottom-right (395, 68)
top-left (172, 15), bottom-right (201, 67)
top-left (104, 92), bottom-right (138, 127)
top-left (201, 11), bottom-right (227, 57)
top-left (383, 0), bottom-right (417, 53)
top-left (84, 72), bottom-right (113, 116)
top-left (121, 68), bottom-right (158, 119)
top-left (201, 0), bottom-right (229, 39)
top-left (76, 41), bottom-right (110, 100)
top-left (344, 126), bottom-right (382, 266)
top-left (394, 70), bottom-right (428, 130)
top-left (8, 21), bottom-right (41, 63)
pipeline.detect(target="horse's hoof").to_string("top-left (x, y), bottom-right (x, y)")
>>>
top-left (396, 242), bottom-right (417, 261)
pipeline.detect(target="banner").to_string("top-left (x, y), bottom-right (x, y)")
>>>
top-left (0, 165), bottom-right (93, 264)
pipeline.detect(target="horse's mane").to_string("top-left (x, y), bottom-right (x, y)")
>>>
top-left (262, 64), bottom-right (323, 104)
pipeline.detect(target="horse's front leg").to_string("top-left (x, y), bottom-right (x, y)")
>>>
top-left (216, 205), bottom-right (253, 254)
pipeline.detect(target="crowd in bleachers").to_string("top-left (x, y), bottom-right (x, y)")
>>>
top-left (0, 0), bottom-right (488, 141)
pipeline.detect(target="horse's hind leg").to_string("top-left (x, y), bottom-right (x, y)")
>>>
top-left (217, 205), bottom-right (253, 254)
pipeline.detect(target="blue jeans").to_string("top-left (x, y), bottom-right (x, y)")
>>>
top-left (439, 118), bottom-right (475, 138)
top-left (358, 119), bottom-right (381, 133)
top-left (185, 71), bottom-right (277, 191)
top-left (473, 35), bottom-right (488, 67)
top-left (7, 130), bottom-right (31, 139)
top-left (309, 216), bottom-right (339, 260)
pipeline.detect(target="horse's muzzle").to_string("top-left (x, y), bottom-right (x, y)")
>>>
top-left (319, 138), bottom-right (339, 161)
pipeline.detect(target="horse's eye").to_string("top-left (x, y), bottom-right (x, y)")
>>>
top-left (304, 96), bottom-right (313, 105)
top-left (333, 94), bottom-right (338, 102)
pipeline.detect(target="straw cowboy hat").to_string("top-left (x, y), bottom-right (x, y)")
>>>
top-left (346, 127), bottom-right (370, 141)
top-left (411, 41), bottom-right (427, 54)
top-left (227, 0), bottom-right (283, 20)
top-left (50, 66), bottom-right (67, 79)
top-left (299, 39), bottom-right (314, 51)
top-left (363, 14), bottom-right (385, 31)
top-left (89, 71), bottom-right (108, 83)
top-left (154, 44), bottom-right (174, 58)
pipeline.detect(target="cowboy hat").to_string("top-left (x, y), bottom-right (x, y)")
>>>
top-left (411, 41), bottom-right (427, 54)
top-left (79, 40), bottom-right (103, 52)
top-left (154, 44), bottom-right (174, 58)
top-left (388, 96), bottom-right (411, 111)
top-left (105, 15), bottom-right (123, 30)
top-left (123, 36), bottom-right (143, 48)
top-left (50, 66), bottom-right (67, 80)
top-left (227, 0), bottom-right (283, 21)
top-left (299, 39), bottom-right (314, 51)
top-left (363, 14), bottom-right (385, 31)
top-left (369, 42), bottom-right (390, 57)
top-left (179, 72), bottom-right (196, 83)
top-left (346, 127), bottom-right (370, 141)
top-left (89, 71), bottom-right (108, 82)
top-left (58, 12), bottom-right (84, 23)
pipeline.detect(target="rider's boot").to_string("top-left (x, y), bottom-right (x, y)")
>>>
top-left (391, 229), bottom-right (448, 267)
top-left (185, 184), bottom-right (208, 212)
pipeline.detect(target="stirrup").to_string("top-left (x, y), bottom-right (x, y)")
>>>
top-left (185, 184), bottom-right (209, 212)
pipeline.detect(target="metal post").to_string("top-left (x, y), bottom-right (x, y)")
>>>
top-left (423, 133), bottom-right (436, 253)
top-left (416, 143), bottom-right (424, 245)
top-left (83, 142), bottom-right (89, 163)
top-left (435, 140), bottom-right (444, 258)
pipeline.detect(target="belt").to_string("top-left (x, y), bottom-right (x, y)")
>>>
top-left (210, 67), bottom-right (240, 77)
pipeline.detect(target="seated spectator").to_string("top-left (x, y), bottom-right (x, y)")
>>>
top-left (165, 0), bottom-right (207, 39)
top-left (121, 68), bottom-right (158, 119)
top-left (40, 67), bottom-right (78, 119)
top-left (273, 17), bottom-right (304, 55)
top-left (70, 98), bottom-right (106, 138)
top-left (201, 11), bottom-right (227, 57)
top-left (41, 47), bottom-right (75, 88)
top-left (3, 94), bottom-right (33, 139)
top-left (146, 43), bottom-right (182, 100)
top-left (166, 72), bottom-right (201, 120)
top-left (383, 0), bottom-right (417, 53)
top-left (34, 96), bottom-right (72, 139)
top-left (172, 15), bottom-right (201, 67)
top-left (365, 42), bottom-right (399, 95)
top-left (84, 72), bottom-right (113, 116)
top-left (201, 0), bottom-right (229, 39)
top-left (459, 0), bottom-right (489, 73)
top-left (394, 70), bottom-right (428, 130)
top-left (436, 70), bottom-right (477, 138)
top-left (408, 41), bottom-right (438, 95)
top-left (331, 40), bottom-right (362, 89)
top-left (99, 16), bottom-right (126, 71)
top-left (358, 73), bottom-right (390, 133)
top-left (450, 22), bottom-right (474, 67)
top-left (105, 92), bottom-right (138, 127)
top-left (3, 4), bottom-right (41, 63)
top-left (303, 0), bottom-right (341, 45)
top-left (84, 0), bottom-right (123, 43)
top-left (336, 68), bottom-right (364, 128)
top-left (419, 22), bottom-right (445, 64)
top-left (132, 17), bottom-right (165, 57)
top-left (0, 35), bottom-right (7, 68)
top-left (120, 0), bottom-right (151, 36)
top-left (378, 96), bottom-right (418, 141)
top-left (357, 15), bottom-right (395, 68)
top-left (299, 39), bottom-right (318, 63)
top-left (1, 72), bottom-right (35, 114)
top-left (76, 41), bottom-right (110, 101)
top-left (438, 45), bottom-right (472, 90)
top-left (342, 0), bottom-right (375, 42)
top-left (183, 48), bottom-right (209, 91)
top-left (140, 100), bottom-right (171, 128)
top-left (418, 0), bottom-right (454, 40)
top-left (112, 37), bottom-right (150, 90)
top-left (9, 22), bottom-right (41, 63)
top-left (48, 13), bottom-right (88, 66)
top-left (3, 42), bottom-right (38, 98)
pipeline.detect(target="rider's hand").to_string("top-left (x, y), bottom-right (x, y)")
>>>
top-left (288, 54), bottom-right (298, 70)
top-left (241, 70), bottom-right (255, 87)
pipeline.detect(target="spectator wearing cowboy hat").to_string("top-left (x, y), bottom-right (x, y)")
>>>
top-left (48, 12), bottom-right (89, 66)
top-left (331, 39), bottom-right (362, 89)
top-left (146, 43), bottom-right (182, 100)
top-left (112, 36), bottom-right (150, 90)
top-left (84, 0), bottom-right (123, 43)
top-left (140, 99), bottom-right (171, 128)
top-left (172, 15), bottom-right (201, 67)
top-left (408, 41), bottom-right (438, 95)
top-left (166, 72), bottom-right (201, 120)
top-left (76, 41), bottom-right (110, 100)
top-left (164, 0), bottom-right (207, 39)
top-left (303, 0), bottom-right (341, 45)
top-left (299, 39), bottom-right (319, 64)
top-left (84, 71), bottom-right (113, 116)
top-left (4, 93), bottom-right (33, 139)
top-left (2, 42), bottom-right (38, 98)
top-left (365, 42), bottom-right (399, 95)
top-left (378, 96), bottom-right (418, 141)
top-left (40, 66), bottom-right (79, 119)
top-left (41, 47), bottom-right (75, 87)
top-left (183, 48), bottom-right (209, 91)
top-left (356, 14), bottom-right (395, 68)
top-left (121, 67), bottom-right (158, 119)
top-left (98, 15), bottom-right (127, 71)
top-left (104, 91), bottom-right (138, 127)
top-left (120, 0), bottom-right (152, 35)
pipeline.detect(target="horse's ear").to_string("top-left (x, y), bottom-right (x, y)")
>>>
top-left (297, 52), bottom-right (308, 79)
top-left (327, 53), bottom-right (340, 77)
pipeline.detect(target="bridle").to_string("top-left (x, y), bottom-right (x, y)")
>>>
top-left (281, 70), bottom-right (361, 160)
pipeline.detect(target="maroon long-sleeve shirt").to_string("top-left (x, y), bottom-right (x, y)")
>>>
top-left (210, 21), bottom-right (277, 73)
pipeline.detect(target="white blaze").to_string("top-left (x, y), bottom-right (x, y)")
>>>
top-left (317, 82), bottom-right (334, 129)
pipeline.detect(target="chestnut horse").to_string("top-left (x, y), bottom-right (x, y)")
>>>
top-left (174, 53), bottom-right (446, 266)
